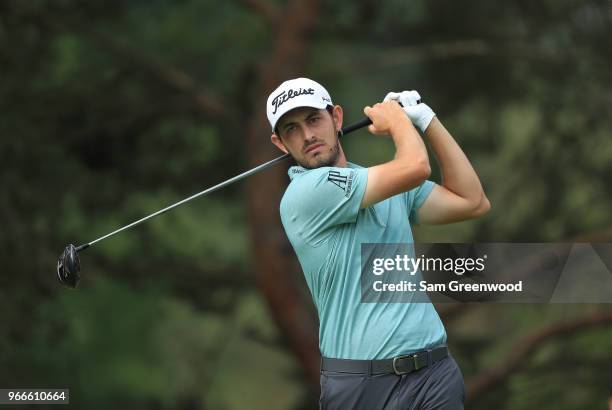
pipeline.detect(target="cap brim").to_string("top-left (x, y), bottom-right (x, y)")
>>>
top-left (271, 100), bottom-right (329, 132)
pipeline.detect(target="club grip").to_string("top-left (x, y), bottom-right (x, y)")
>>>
top-left (340, 100), bottom-right (418, 137)
top-left (341, 117), bottom-right (372, 136)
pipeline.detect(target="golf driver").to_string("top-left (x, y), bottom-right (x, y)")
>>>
top-left (56, 115), bottom-right (377, 288)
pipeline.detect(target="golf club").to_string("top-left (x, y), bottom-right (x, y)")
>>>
top-left (56, 115), bottom-right (378, 288)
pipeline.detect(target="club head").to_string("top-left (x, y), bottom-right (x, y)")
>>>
top-left (57, 244), bottom-right (81, 288)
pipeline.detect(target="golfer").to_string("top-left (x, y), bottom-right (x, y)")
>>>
top-left (267, 78), bottom-right (490, 409)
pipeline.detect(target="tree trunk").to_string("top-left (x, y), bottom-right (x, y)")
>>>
top-left (244, 0), bottom-right (321, 391)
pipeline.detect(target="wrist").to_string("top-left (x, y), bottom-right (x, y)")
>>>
top-left (423, 116), bottom-right (440, 137)
top-left (405, 103), bottom-right (435, 133)
top-left (420, 114), bottom-right (436, 134)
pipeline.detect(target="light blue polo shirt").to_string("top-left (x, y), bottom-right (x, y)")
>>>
top-left (280, 162), bottom-right (447, 359)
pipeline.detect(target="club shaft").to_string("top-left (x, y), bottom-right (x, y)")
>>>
top-left (85, 154), bottom-right (288, 248)
top-left (79, 117), bottom-right (372, 250)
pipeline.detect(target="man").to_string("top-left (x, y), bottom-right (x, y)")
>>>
top-left (267, 77), bottom-right (490, 409)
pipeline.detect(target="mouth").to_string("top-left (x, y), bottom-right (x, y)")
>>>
top-left (305, 143), bottom-right (325, 154)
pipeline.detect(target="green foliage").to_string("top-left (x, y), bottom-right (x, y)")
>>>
top-left (2, 0), bottom-right (612, 408)
top-left (9, 277), bottom-right (302, 409)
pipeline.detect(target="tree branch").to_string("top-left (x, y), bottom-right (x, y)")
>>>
top-left (319, 39), bottom-right (597, 75)
top-left (465, 309), bottom-right (612, 402)
top-left (436, 303), bottom-right (474, 322)
top-left (571, 226), bottom-right (612, 242)
top-left (234, 0), bottom-right (278, 25)
top-left (36, 13), bottom-right (228, 119)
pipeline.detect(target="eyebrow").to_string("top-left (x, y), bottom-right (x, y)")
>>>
top-left (280, 110), bottom-right (321, 132)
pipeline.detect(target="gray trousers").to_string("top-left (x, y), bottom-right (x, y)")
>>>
top-left (319, 355), bottom-right (465, 410)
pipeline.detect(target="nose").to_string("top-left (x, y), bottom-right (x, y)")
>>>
top-left (300, 123), bottom-right (316, 143)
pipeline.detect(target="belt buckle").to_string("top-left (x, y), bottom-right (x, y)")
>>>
top-left (392, 353), bottom-right (421, 375)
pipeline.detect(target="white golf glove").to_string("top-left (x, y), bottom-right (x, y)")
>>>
top-left (383, 90), bottom-right (436, 132)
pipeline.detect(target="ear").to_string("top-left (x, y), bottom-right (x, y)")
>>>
top-left (331, 105), bottom-right (343, 131)
top-left (271, 133), bottom-right (289, 154)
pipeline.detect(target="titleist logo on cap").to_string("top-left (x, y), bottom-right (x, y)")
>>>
top-left (271, 87), bottom-right (315, 115)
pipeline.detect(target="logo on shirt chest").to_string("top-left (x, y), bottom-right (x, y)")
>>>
top-left (327, 170), bottom-right (354, 197)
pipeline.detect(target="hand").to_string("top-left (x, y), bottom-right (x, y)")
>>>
top-left (363, 101), bottom-right (412, 136)
top-left (384, 90), bottom-right (436, 132)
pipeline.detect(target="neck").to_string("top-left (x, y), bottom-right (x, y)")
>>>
top-left (335, 155), bottom-right (348, 168)
top-left (334, 143), bottom-right (348, 167)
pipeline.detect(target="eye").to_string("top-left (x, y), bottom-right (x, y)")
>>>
top-left (308, 116), bottom-right (320, 124)
top-left (283, 125), bottom-right (297, 136)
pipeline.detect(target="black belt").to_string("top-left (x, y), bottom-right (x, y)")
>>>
top-left (321, 346), bottom-right (448, 376)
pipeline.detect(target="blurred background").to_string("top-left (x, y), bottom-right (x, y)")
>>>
top-left (2, 0), bottom-right (612, 409)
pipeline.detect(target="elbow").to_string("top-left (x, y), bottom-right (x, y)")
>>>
top-left (472, 193), bottom-right (491, 217)
top-left (403, 159), bottom-right (431, 190)
top-left (422, 161), bottom-right (432, 181)
top-left (413, 157), bottom-right (431, 183)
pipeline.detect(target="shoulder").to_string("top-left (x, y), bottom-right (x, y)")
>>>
top-left (280, 166), bottom-right (366, 214)
top-left (281, 167), bottom-right (332, 211)
top-left (286, 166), bottom-right (364, 197)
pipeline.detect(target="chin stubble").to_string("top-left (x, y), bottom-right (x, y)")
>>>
top-left (300, 141), bottom-right (340, 169)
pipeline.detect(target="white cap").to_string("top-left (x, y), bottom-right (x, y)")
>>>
top-left (266, 77), bottom-right (333, 131)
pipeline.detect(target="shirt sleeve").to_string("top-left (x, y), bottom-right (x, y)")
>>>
top-left (282, 167), bottom-right (368, 245)
top-left (406, 180), bottom-right (436, 225)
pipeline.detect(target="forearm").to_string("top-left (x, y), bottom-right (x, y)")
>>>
top-left (425, 117), bottom-right (485, 206)
top-left (391, 117), bottom-right (430, 167)
top-left (360, 102), bottom-right (431, 208)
